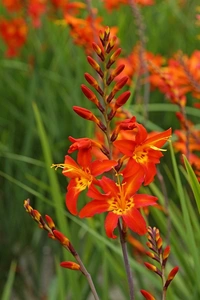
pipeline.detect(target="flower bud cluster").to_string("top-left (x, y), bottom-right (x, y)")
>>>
top-left (141, 226), bottom-right (179, 299)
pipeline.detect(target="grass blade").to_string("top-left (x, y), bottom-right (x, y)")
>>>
top-left (183, 154), bottom-right (200, 213)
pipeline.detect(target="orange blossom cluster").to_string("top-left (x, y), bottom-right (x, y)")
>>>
top-left (52, 27), bottom-right (171, 239)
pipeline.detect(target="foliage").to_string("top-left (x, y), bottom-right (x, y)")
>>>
top-left (0, 1), bottom-right (200, 299)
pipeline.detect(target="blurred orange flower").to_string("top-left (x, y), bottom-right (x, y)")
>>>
top-left (28, 0), bottom-right (47, 28)
top-left (151, 51), bottom-right (200, 103)
top-left (2, 0), bottom-right (23, 11)
top-left (65, 14), bottom-right (118, 53)
top-left (116, 45), bottom-right (164, 85)
top-left (0, 17), bottom-right (28, 57)
top-left (103, 0), bottom-right (154, 11)
top-left (51, 0), bottom-right (85, 13)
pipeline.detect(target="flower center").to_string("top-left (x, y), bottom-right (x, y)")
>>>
top-left (75, 167), bottom-right (93, 191)
top-left (108, 196), bottom-right (134, 215)
top-left (133, 148), bottom-right (148, 164)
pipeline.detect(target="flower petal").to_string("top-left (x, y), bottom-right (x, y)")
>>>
top-left (77, 148), bottom-right (92, 168)
top-left (122, 208), bottom-right (147, 235)
top-left (90, 159), bottom-right (117, 176)
top-left (135, 123), bottom-right (148, 144)
top-left (143, 163), bottom-right (157, 185)
top-left (100, 176), bottom-right (118, 195)
top-left (122, 168), bottom-right (144, 197)
top-left (62, 155), bottom-right (84, 178)
top-left (122, 157), bottom-right (141, 178)
top-left (87, 183), bottom-right (108, 200)
top-left (114, 139), bottom-right (136, 156)
top-left (134, 194), bottom-right (158, 208)
top-left (79, 200), bottom-right (109, 218)
top-left (66, 181), bottom-right (80, 215)
top-left (144, 128), bottom-right (171, 148)
top-left (105, 212), bottom-right (119, 239)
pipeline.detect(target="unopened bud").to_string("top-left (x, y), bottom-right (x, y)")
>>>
top-left (106, 48), bottom-right (121, 69)
top-left (60, 261), bottom-right (81, 271)
top-left (53, 229), bottom-right (70, 247)
top-left (140, 290), bottom-right (156, 300)
top-left (87, 56), bottom-right (103, 78)
top-left (144, 262), bottom-right (162, 277)
top-left (84, 73), bottom-right (104, 96)
top-left (107, 64), bottom-right (125, 85)
top-left (164, 266), bottom-right (179, 289)
top-left (92, 42), bottom-right (104, 61)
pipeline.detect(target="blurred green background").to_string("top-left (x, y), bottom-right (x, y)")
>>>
top-left (0, 1), bottom-right (200, 299)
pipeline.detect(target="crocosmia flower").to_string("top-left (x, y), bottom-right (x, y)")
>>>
top-left (52, 148), bottom-right (117, 215)
top-left (2, 0), bottom-right (22, 11)
top-left (79, 168), bottom-right (157, 238)
top-left (114, 125), bottom-right (171, 185)
top-left (0, 17), bottom-right (28, 57)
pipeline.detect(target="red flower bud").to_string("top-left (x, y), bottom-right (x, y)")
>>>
top-left (45, 215), bottom-right (55, 230)
top-left (106, 48), bottom-right (121, 69)
top-left (81, 84), bottom-right (104, 112)
top-left (146, 251), bottom-right (159, 262)
top-left (32, 209), bottom-right (41, 222)
top-left (24, 199), bottom-right (33, 213)
top-left (106, 35), bottom-right (117, 53)
top-left (107, 64), bottom-right (125, 85)
top-left (60, 261), bottom-right (81, 271)
top-left (144, 262), bottom-right (162, 277)
top-left (84, 73), bottom-right (104, 96)
top-left (157, 237), bottom-right (163, 252)
top-left (92, 42), bottom-right (104, 61)
top-left (99, 26), bottom-right (110, 46)
top-left (87, 56), bottom-right (103, 78)
top-left (107, 76), bottom-right (129, 103)
top-left (115, 91), bottom-right (131, 109)
top-left (162, 245), bottom-right (170, 266)
top-left (53, 229), bottom-right (70, 247)
top-left (164, 266), bottom-right (179, 289)
top-left (140, 290), bottom-right (156, 300)
top-left (81, 85), bottom-right (98, 104)
top-left (73, 106), bottom-right (106, 132)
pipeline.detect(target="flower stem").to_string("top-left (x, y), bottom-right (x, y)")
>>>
top-left (62, 244), bottom-right (100, 300)
top-left (75, 253), bottom-right (100, 300)
top-left (118, 220), bottom-right (135, 300)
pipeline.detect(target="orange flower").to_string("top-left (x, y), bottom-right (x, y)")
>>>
top-left (51, 0), bottom-right (85, 13)
top-left (103, 0), bottom-right (154, 11)
top-left (64, 14), bottom-right (118, 53)
top-left (52, 151), bottom-right (117, 215)
top-left (0, 17), bottom-right (28, 57)
top-left (151, 51), bottom-right (200, 102)
top-left (114, 124), bottom-right (171, 185)
top-left (2, 0), bottom-right (22, 11)
top-left (79, 169), bottom-right (157, 238)
top-left (116, 45), bottom-right (165, 86)
top-left (28, 0), bottom-right (47, 28)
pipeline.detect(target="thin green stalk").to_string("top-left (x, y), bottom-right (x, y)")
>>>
top-left (118, 221), bottom-right (134, 300)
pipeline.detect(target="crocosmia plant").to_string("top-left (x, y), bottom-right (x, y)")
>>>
top-left (2, 0), bottom-right (200, 299)
top-left (24, 27), bottom-right (178, 300)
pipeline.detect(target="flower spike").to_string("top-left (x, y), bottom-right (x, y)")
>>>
top-left (24, 199), bottom-right (99, 299)
top-left (143, 226), bottom-right (179, 298)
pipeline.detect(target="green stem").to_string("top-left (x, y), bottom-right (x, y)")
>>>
top-left (118, 220), bottom-right (135, 300)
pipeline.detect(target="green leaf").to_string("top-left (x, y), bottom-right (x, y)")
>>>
top-left (1, 261), bottom-right (17, 300)
top-left (183, 155), bottom-right (200, 213)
